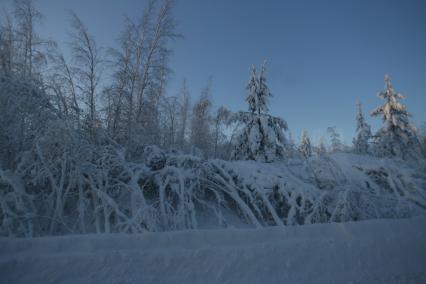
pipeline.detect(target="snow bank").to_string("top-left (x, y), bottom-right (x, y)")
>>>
top-left (1, 217), bottom-right (425, 283)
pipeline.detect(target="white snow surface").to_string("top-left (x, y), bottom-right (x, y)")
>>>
top-left (1, 217), bottom-right (426, 284)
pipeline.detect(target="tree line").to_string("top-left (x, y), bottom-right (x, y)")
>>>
top-left (1, 0), bottom-right (426, 237)
top-left (1, 0), bottom-right (425, 170)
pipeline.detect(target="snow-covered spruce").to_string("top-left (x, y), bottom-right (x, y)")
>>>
top-left (371, 75), bottom-right (423, 159)
top-left (315, 135), bottom-right (327, 156)
top-left (327, 126), bottom-right (343, 153)
top-left (353, 100), bottom-right (372, 154)
top-left (231, 62), bottom-right (292, 162)
top-left (298, 129), bottom-right (312, 158)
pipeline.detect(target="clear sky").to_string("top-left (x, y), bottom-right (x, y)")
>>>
top-left (2, 0), bottom-right (426, 143)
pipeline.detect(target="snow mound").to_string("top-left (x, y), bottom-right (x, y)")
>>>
top-left (1, 217), bottom-right (426, 284)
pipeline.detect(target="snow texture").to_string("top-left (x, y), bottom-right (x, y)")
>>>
top-left (1, 216), bottom-right (425, 283)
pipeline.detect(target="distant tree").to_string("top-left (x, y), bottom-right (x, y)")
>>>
top-left (370, 75), bottom-right (422, 159)
top-left (353, 101), bottom-right (371, 154)
top-left (213, 106), bottom-right (231, 158)
top-left (232, 62), bottom-right (290, 162)
top-left (177, 79), bottom-right (191, 151)
top-left (316, 135), bottom-right (327, 156)
top-left (287, 130), bottom-right (296, 151)
top-left (0, 14), bottom-right (15, 74)
top-left (46, 49), bottom-right (81, 128)
top-left (190, 82), bottom-right (213, 157)
top-left (327, 126), bottom-right (343, 153)
top-left (298, 129), bottom-right (312, 158)
top-left (419, 122), bottom-right (426, 157)
top-left (160, 96), bottom-right (180, 149)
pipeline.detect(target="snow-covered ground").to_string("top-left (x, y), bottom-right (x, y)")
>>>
top-left (1, 216), bottom-right (425, 284)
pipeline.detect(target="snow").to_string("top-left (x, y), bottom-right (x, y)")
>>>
top-left (353, 101), bottom-right (372, 154)
top-left (1, 216), bottom-right (425, 283)
top-left (370, 75), bottom-right (422, 159)
top-left (232, 62), bottom-right (290, 162)
top-left (217, 153), bottom-right (426, 226)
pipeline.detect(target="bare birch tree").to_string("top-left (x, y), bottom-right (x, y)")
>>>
top-left (68, 11), bottom-right (102, 141)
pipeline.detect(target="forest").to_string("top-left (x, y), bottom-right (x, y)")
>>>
top-left (1, 0), bottom-right (426, 237)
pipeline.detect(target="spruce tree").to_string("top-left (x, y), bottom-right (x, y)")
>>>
top-left (256, 61), bottom-right (271, 114)
top-left (327, 126), bottom-right (343, 152)
top-left (298, 129), bottom-right (312, 158)
top-left (316, 135), bottom-right (327, 156)
top-left (371, 75), bottom-right (422, 159)
top-left (353, 101), bottom-right (371, 154)
top-left (232, 62), bottom-right (290, 162)
top-left (246, 66), bottom-right (259, 114)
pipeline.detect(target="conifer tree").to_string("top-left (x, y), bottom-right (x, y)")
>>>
top-left (371, 75), bottom-right (422, 159)
top-left (353, 101), bottom-right (371, 154)
top-left (327, 126), bottom-right (343, 152)
top-left (232, 62), bottom-right (290, 162)
top-left (298, 129), bottom-right (312, 158)
top-left (316, 135), bottom-right (327, 156)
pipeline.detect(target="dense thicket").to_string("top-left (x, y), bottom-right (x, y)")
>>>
top-left (0, 0), bottom-right (425, 237)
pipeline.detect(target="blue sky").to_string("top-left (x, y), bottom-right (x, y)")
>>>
top-left (2, 0), bottom-right (426, 143)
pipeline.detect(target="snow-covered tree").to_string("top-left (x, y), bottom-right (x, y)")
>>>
top-left (46, 49), bottom-right (81, 129)
top-left (190, 82), bottom-right (213, 157)
top-left (160, 96), bottom-right (180, 149)
top-left (0, 15), bottom-right (15, 75)
top-left (246, 61), bottom-right (270, 115)
top-left (419, 122), bottom-right (426, 157)
top-left (177, 79), bottom-right (191, 151)
top-left (353, 101), bottom-right (371, 154)
top-left (316, 135), bottom-right (327, 156)
top-left (287, 130), bottom-right (296, 150)
top-left (213, 106), bottom-right (231, 159)
top-left (327, 126), bottom-right (343, 152)
top-left (0, 0), bottom-right (52, 78)
top-left (0, 74), bottom-right (56, 168)
top-left (232, 62), bottom-right (290, 162)
top-left (371, 75), bottom-right (422, 159)
top-left (256, 62), bottom-right (271, 114)
top-left (298, 129), bottom-right (312, 158)
top-left (103, 0), bottom-right (178, 149)
top-left (13, 0), bottom-right (48, 78)
top-left (246, 65), bottom-right (258, 114)
top-left (69, 11), bottom-right (102, 142)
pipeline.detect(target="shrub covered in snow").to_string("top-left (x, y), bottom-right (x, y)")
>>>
top-left (2, 125), bottom-right (425, 237)
top-left (0, 74), bottom-right (57, 169)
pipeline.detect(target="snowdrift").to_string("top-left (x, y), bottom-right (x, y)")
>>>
top-left (1, 216), bottom-right (425, 283)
